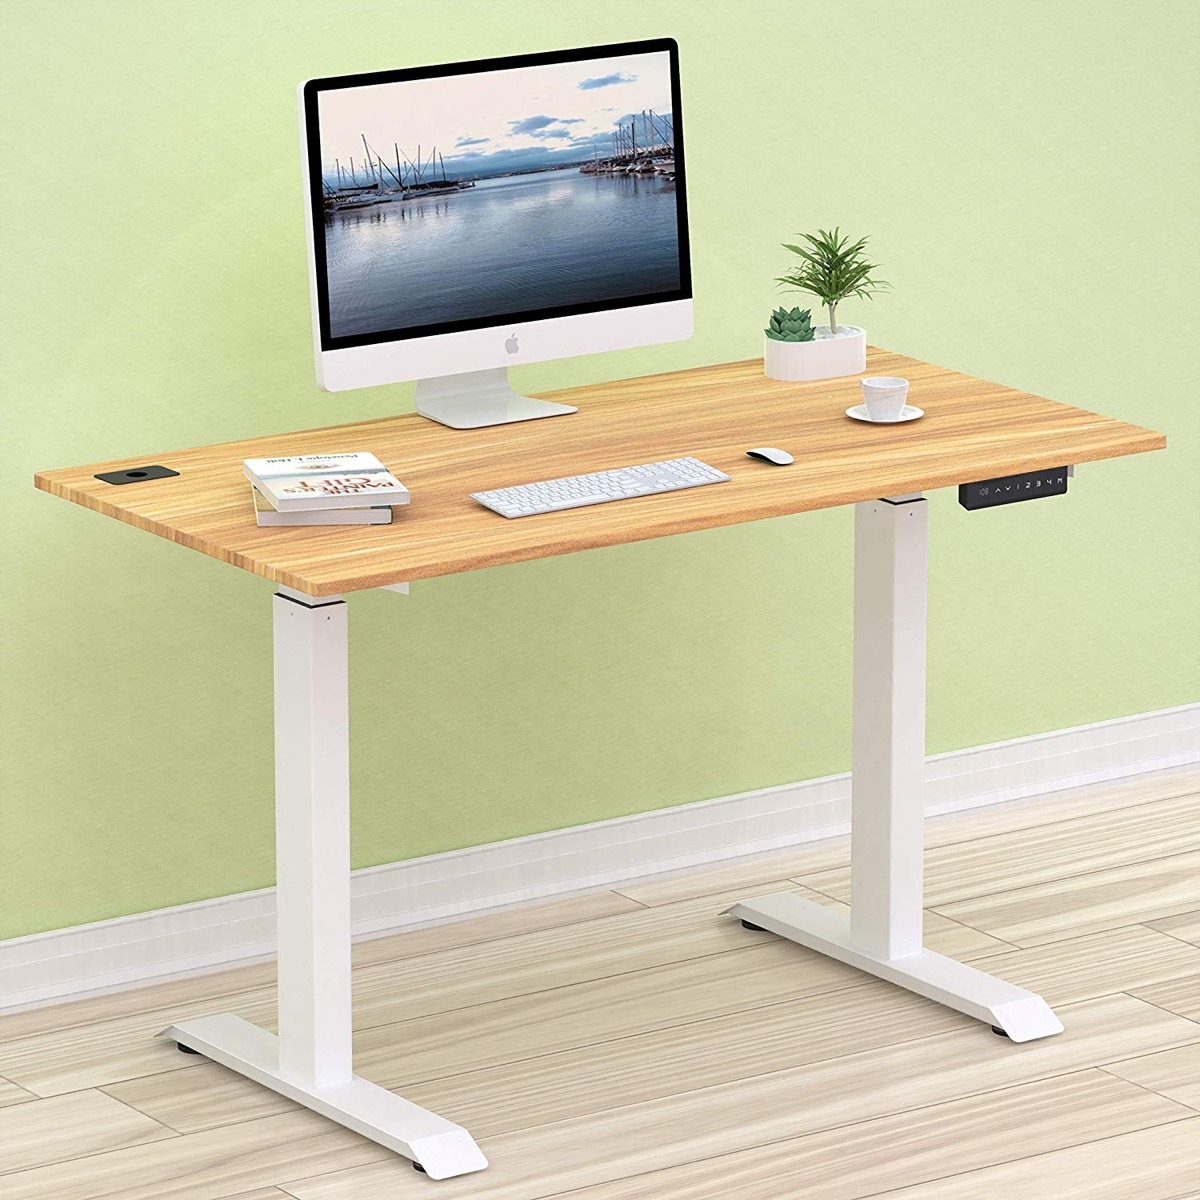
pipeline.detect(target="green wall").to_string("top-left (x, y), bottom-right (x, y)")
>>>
top-left (3, 1), bottom-right (1196, 940)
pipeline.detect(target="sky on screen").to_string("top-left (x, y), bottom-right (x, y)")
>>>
top-left (317, 50), bottom-right (672, 177)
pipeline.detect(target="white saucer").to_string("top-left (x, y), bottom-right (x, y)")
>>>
top-left (846, 404), bottom-right (924, 424)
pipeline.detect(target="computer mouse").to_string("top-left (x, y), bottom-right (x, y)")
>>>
top-left (746, 447), bottom-right (794, 466)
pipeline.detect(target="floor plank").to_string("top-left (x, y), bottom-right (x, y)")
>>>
top-left (0, 1088), bottom-right (175, 1175)
top-left (1103, 1042), bottom-right (1200, 1110)
top-left (932, 849), bottom-right (1200, 946)
top-left (0, 988), bottom-right (279, 1098)
top-left (867, 1117), bottom-right (1200, 1198)
top-left (0, 1074), bottom-right (34, 1109)
top-left (0, 963), bottom-right (279, 1046)
top-left (403, 974), bottom-right (967, 1140)
top-left (277, 994), bottom-right (1200, 1199)
top-left (0, 890), bottom-right (639, 1044)
top-left (614, 837), bottom-right (852, 908)
top-left (109, 937), bottom-right (869, 1135)
top-left (0, 895), bottom-right (783, 1097)
top-left (1131, 973), bottom-right (1200, 1023)
top-left (616, 767), bottom-right (1200, 908)
top-left (1148, 907), bottom-right (1200, 946)
top-left (125, 970), bottom-right (970, 1150)
top-left (716, 884), bottom-right (1011, 958)
top-left (1, 884), bottom-right (1002, 1100)
top-left (347, 889), bottom-right (642, 967)
top-left (555, 1071), bottom-right (1191, 1200)
top-left (105, 1063), bottom-right (297, 1135)
top-left (800, 790), bottom-right (1200, 909)
top-left (9, 769), bottom-right (1200, 1197)
top-left (100, 891), bottom-right (1003, 1137)
top-left (922, 765), bottom-right (1200, 838)
top-left (0, 1110), bottom-right (389, 1200)
top-left (313, 891), bottom-right (665, 1034)
top-left (961, 925), bottom-right (1200, 1006)
top-left (97, 909), bottom-right (1060, 1142)
top-left (654, 882), bottom-right (1010, 957)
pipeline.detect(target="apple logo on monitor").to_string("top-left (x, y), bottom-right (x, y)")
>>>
top-left (504, 332), bottom-right (519, 355)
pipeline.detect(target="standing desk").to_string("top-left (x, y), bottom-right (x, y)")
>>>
top-left (34, 349), bottom-right (1165, 1180)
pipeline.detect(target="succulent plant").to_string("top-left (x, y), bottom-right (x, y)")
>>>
top-left (765, 306), bottom-right (815, 343)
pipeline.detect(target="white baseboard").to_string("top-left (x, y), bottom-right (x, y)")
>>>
top-left (3, 703), bottom-right (1197, 1012)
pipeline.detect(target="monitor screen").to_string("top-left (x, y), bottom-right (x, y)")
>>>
top-left (303, 40), bottom-right (689, 351)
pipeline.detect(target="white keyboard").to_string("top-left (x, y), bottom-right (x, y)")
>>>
top-left (472, 457), bottom-right (731, 519)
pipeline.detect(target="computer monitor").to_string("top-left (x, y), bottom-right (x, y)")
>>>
top-left (299, 39), bottom-right (691, 428)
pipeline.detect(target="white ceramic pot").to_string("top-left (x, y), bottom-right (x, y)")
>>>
top-left (763, 325), bottom-right (867, 382)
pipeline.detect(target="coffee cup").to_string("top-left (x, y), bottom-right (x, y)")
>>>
top-left (860, 376), bottom-right (910, 422)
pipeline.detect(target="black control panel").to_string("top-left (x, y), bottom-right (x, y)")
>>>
top-left (959, 466), bottom-right (1069, 511)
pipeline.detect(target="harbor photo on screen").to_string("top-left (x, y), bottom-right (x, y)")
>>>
top-left (317, 50), bottom-right (681, 339)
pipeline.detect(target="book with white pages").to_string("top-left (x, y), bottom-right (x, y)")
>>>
top-left (243, 451), bottom-right (410, 511)
top-left (252, 487), bottom-right (393, 526)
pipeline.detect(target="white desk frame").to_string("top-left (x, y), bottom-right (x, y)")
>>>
top-left (163, 589), bottom-right (488, 1180)
top-left (163, 491), bottom-right (1061, 1182)
top-left (728, 497), bottom-right (1062, 1041)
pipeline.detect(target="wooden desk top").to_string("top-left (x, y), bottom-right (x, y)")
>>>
top-left (35, 349), bottom-right (1164, 596)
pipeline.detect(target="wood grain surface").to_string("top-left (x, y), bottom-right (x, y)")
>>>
top-left (0, 1089), bottom-right (176, 1173)
top-left (554, 1072), bottom-right (1191, 1200)
top-left (935, 848), bottom-right (1200, 947)
top-left (0, 1074), bottom-right (34, 1109)
top-left (1133, 974), bottom-right (1200, 1023)
top-left (866, 1119), bottom-right (1200, 1200)
top-left (1104, 1042), bottom-right (1200, 1110)
top-left (33, 351), bottom-right (1165, 596)
top-left (798, 791), bottom-right (1200, 909)
top-left (617, 767), bottom-right (1200, 909)
top-left (3, 769), bottom-right (1199, 1197)
top-left (276, 995), bottom-right (1199, 1199)
top-left (1149, 908), bottom-right (1200, 946)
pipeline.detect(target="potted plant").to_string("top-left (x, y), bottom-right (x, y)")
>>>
top-left (764, 227), bottom-right (888, 381)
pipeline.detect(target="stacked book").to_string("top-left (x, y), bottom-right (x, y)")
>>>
top-left (243, 452), bottom-right (410, 526)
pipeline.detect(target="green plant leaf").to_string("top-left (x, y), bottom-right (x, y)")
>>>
top-left (767, 301), bottom-right (814, 342)
top-left (777, 228), bottom-right (889, 309)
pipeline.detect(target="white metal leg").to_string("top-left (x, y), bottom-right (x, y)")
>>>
top-left (726, 497), bottom-right (1063, 1043)
top-left (850, 495), bottom-right (928, 960)
top-left (163, 590), bottom-right (487, 1180)
top-left (273, 589), bottom-right (353, 1088)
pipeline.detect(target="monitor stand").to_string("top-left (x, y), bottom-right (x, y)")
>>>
top-left (413, 368), bottom-right (578, 430)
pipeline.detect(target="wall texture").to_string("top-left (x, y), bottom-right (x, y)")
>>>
top-left (2, 1), bottom-right (1196, 940)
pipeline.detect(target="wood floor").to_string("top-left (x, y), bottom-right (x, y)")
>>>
top-left (2, 766), bottom-right (1200, 1198)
